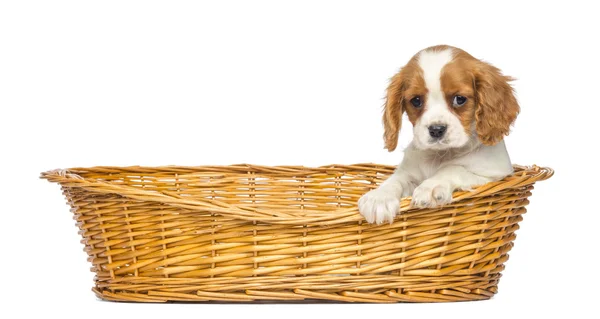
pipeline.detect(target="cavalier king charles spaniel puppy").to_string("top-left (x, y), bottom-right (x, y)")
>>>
top-left (359, 45), bottom-right (519, 224)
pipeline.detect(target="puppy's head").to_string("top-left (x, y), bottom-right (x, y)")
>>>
top-left (383, 45), bottom-right (519, 151)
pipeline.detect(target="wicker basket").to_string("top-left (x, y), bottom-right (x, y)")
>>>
top-left (41, 163), bottom-right (552, 303)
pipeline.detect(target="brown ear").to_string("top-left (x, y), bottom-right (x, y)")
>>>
top-left (474, 61), bottom-right (520, 145)
top-left (383, 72), bottom-right (405, 151)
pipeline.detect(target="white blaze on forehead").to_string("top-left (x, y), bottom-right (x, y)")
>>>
top-left (417, 48), bottom-right (454, 97)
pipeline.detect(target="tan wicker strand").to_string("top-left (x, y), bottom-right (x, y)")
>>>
top-left (42, 164), bottom-right (552, 303)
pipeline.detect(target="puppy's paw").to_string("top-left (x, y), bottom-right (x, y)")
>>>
top-left (411, 181), bottom-right (453, 208)
top-left (358, 188), bottom-right (400, 224)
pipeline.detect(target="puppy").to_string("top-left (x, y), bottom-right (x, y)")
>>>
top-left (359, 45), bottom-right (519, 224)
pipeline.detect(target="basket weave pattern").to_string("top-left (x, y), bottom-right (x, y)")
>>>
top-left (42, 164), bottom-right (552, 303)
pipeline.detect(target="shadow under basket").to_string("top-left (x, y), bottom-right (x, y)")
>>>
top-left (41, 164), bottom-right (552, 303)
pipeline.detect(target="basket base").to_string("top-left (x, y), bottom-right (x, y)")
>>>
top-left (92, 275), bottom-right (499, 303)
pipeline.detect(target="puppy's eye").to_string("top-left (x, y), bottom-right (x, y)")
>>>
top-left (453, 95), bottom-right (467, 107)
top-left (410, 96), bottom-right (422, 108)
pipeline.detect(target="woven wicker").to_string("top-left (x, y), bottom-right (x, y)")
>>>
top-left (41, 163), bottom-right (552, 303)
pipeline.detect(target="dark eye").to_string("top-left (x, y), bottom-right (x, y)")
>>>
top-left (410, 96), bottom-right (422, 108)
top-left (453, 95), bottom-right (467, 107)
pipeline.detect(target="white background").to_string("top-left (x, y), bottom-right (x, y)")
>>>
top-left (1, 0), bottom-right (598, 318)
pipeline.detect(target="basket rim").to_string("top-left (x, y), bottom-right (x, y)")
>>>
top-left (41, 163), bottom-right (553, 226)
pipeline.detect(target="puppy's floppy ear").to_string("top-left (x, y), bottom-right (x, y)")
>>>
top-left (474, 61), bottom-right (520, 145)
top-left (383, 71), bottom-right (405, 151)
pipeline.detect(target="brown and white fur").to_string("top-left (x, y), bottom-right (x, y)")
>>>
top-left (359, 45), bottom-right (520, 224)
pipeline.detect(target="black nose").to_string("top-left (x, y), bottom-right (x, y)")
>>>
top-left (428, 125), bottom-right (447, 138)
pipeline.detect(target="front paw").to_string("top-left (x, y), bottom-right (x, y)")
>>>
top-left (358, 188), bottom-right (401, 224)
top-left (411, 181), bottom-right (453, 208)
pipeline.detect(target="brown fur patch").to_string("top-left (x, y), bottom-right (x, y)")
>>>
top-left (440, 53), bottom-right (477, 135)
top-left (382, 55), bottom-right (425, 151)
top-left (442, 48), bottom-right (519, 145)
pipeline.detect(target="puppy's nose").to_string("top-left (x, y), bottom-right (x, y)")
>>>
top-left (428, 125), bottom-right (447, 138)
